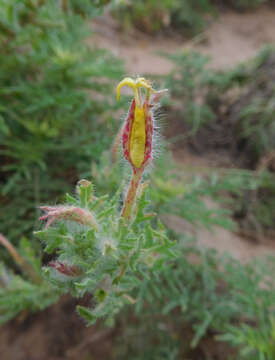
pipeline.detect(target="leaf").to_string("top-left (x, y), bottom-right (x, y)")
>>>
top-left (76, 305), bottom-right (96, 324)
top-left (0, 116), bottom-right (10, 136)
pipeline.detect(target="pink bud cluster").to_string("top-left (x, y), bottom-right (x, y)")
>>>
top-left (39, 206), bottom-right (98, 230)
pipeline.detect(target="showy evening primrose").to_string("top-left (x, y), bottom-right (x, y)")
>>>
top-left (116, 77), bottom-right (167, 220)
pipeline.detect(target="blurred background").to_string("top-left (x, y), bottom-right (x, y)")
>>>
top-left (0, 1), bottom-right (275, 359)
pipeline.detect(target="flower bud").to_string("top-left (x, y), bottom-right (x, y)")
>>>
top-left (39, 205), bottom-right (98, 230)
top-left (117, 77), bottom-right (167, 171)
top-left (49, 261), bottom-right (82, 277)
top-left (116, 77), bottom-right (167, 221)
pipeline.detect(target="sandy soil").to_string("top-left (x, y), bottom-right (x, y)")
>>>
top-left (163, 212), bottom-right (275, 263)
top-left (0, 296), bottom-right (114, 360)
top-left (90, 6), bottom-right (275, 73)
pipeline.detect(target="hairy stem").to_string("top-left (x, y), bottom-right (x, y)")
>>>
top-left (121, 168), bottom-right (144, 221)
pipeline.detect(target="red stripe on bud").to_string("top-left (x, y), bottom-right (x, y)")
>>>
top-left (49, 261), bottom-right (82, 277)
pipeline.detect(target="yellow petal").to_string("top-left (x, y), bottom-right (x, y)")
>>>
top-left (116, 77), bottom-right (155, 105)
top-left (130, 105), bottom-right (146, 168)
top-left (116, 77), bottom-right (137, 102)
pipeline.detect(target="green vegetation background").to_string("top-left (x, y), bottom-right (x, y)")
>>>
top-left (0, 1), bottom-right (275, 359)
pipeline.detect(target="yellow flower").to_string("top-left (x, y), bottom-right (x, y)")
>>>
top-left (116, 77), bottom-right (155, 169)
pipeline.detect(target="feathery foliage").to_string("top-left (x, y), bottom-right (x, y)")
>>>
top-left (114, 238), bottom-right (275, 359)
top-left (0, 0), bottom-right (123, 246)
top-left (164, 47), bottom-right (275, 237)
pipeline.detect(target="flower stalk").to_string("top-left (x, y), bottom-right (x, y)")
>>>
top-left (121, 167), bottom-right (144, 221)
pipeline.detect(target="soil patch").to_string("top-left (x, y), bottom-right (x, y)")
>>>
top-left (90, 6), bottom-right (275, 73)
top-left (0, 296), bottom-right (114, 360)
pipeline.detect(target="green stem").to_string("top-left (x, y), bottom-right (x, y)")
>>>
top-left (121, 168), bottom-right (144, 221)
top-left (0, 234), bottom-right (42, 285)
